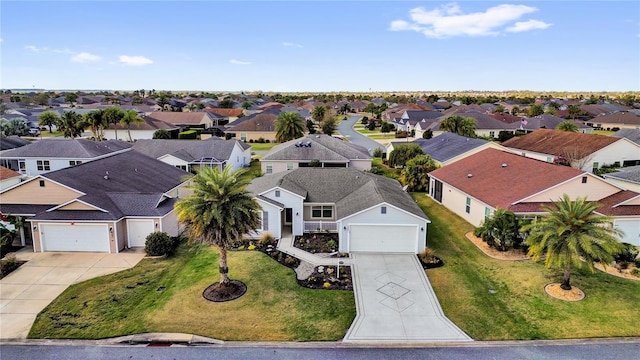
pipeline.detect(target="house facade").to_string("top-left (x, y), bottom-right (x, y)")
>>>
top-left (247, 168), bottom-right (430, 253)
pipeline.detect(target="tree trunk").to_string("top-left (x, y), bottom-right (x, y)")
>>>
top-left (561, 263), bottom-right (572, 290)
top-left (218, 247), bottom-right (230, 286)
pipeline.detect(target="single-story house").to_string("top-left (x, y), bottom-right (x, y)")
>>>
top-left (603, 165), bottom-right (640, 193)
top-left (504, 114), bottom-right (592, 133)
top-left (260, 134), bottom-right (371, 174)
top-left (586, 112), bottom-right (640, 130)
top-left (103, 115), bottom-right (180, 140)
top-left (386, 132), bottom-right (510, 165)
top-left (0, 136), bottom-right (31, 151)
top-left (612, 128), bottom-right (640, 146)
top-left (146, 111), bottom-right (215, 129)
top-left (224, 109), bottom-right (281, 142)
top-left (390, 110), bottom-right (442, 132)
top-left (204, 108), bottom-right (244, 123)
top-left (0, 150), bottom-right (191, 252)
top-left (501, 128), bottom-right (640, 171)
top-left (132, 138), bottom-right (251, 173)
top-left (246, 168), bottom-right (430, 254)
top-left (0, 138), bottom-right (132, 176)
top-left (428, 148), bottom-right (640, 245)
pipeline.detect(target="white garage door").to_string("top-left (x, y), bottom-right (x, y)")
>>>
top-left (614, 220), bottom-right (640, 246)
top-left (127, 219), bottom-right (155, 247)
top-left (349, 225), bottom-right (418, 253)
top-left (40, 224), bottom-right (110, 252)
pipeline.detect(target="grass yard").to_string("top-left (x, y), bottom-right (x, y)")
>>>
top-left (593, 130), bottom-right (614, 136)
top-left (29, 247), bottom-right (355, 341)
top-left (367, 133), bottom-right (397, 140)
top-left (249, 142), bottom-right (278, 152)
top-left (413, 193), bottom-right (640, 340)
top-left (372, 158), bottom-right (401, 179)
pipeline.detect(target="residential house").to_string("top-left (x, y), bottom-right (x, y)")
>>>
top-left (501, 129), bottom-right (640, 171)
top-left (246, 168), bottom-right (430, 253)
top-left (0, 150), bottom-right (191, 252)
top-left (103, 115), bottom-right (180, 140)
top-left (0, 166), bottom-right (21, 191)
top-left (390, 110), bottom-right (442, 132)
top-left (146, 112), bottom-right (215, 129)
top-left (504, 114), bottom-right (592, 134)
top-left (260, 134), bottom-right (371, 174)
top-left (0, 138), bottom-right (132, 176)
top-left (132, 138), bottom-right (251, 173)
top-left (204, 108), bottom-right (245, 123)
top-left (225, 109), bottom-right (281, 142)
top-left (613, 128), bottom-right (640, 146)
top-left (587, 112), bottom-right (640, 130)
top-left (0, 136), bottom-right (30, 151)
top-left (603, 165), bottom-right (640, 193)
top-left (386, 132), bottom-right (510, 165)
top-left (428, 148), bottom-right (639, 246)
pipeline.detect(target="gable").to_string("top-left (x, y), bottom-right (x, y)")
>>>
top-left (55, 200), bottom-right (104, 211)
top-left (0, 177), bottom-right (81, 205)
top-left (518, 174), bottom-right (621, 204)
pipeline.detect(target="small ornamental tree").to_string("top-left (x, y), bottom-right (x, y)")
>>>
top-left (388, 143), bottom-right (423, 168)
top-left (401, 154), bottom-right (438, 192)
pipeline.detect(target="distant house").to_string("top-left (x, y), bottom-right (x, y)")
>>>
top-left (260, 134), bottom-right (371, 174)
top-left (247, 168), bottom-right (430, 253)
top-left (204, 108), bottom-right (245, 123)
top-left (428, 148), bottom-right (639, 246)
top-left (146, 112), bottom-right (215, 129)
top-left (0, 166), bottom-right (21, 191)
top-left (587, 112), bottom-right (640, 130)
top-left (386, 132), bottom-right (510, 165)
top-left (0, 138), bottom-right (132, 176)
top-left (390, 110), bottom-right (442, 132)
top-left (224, 109), bottom-right (281, 142)
top-left (504, 114), bottom-right (592, 133)
top-left (417, 110), bottom-right (512, 139)
top-left (602, 165), bottom-right (640, 193)
top-left (0, 150), bottom-right (191, 252)
top-left (612, 128), bottom-right (640, 146)
top-left (132, 138), bottom-right (251, 173)
top-left (0, 136), bottom-right (30, 151)
top-left (103, 115), bottom-right (180, 140)
top-left (501, 129), bottom-right (640, 171)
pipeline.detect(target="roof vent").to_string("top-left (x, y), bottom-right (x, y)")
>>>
top-left (501, 163), bottom-right (508, 168)
top-left (104, 171), bottom-right (109, 180)
top-left (467, 173), bottom-right (473, 178)
top-left (316, 135), bottom-right (320, 138)
top-left (305, 141), bottom-right (311, 147)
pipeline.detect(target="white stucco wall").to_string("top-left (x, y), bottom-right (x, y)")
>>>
top-left (588, 140), bottom-right (640, 171)
top-left (431, 178), bottom-right (494, 228)
top-left (103, 129), bottom-right (156, 140)
top-left (252, 200), bottom-right (283, 239)
top-left (349, 159), bottom-right (372, 171)
top-left (261, 188), bottom-right (305, 236)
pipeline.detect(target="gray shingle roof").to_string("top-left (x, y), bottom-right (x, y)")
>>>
top-left (261, 134), bottom-right (371, 162)
top-left (391, 133), bottom-right (489, 163)
top-left (603, 165), bottom-right (640, 185)
top-left (613, 128), bottom-right (640, 145)
top-left (0, 138), bottom-right (132, 159)
top-left (132, 138), bottom-right (244, 163)
top-left (247, 168), bottom-right (428, 220)
top-left (0, 136), bottom-right (31, 151)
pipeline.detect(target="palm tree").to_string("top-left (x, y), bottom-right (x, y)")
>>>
top-left (38, 111), bottom-right (60, 133)
top-left (120, 110), bottom-right (144, 142)
top-left (400, 154), bottom-right (438, 192)
top-left (175, 166), bottom-right (261, 289)
top-left (57, 111), bottom-right (86, 138)
top-left (555, 120), bottom-right (579, 132)
top-left (521, 194), bottom-right (625, 290)
top-left (439, 115), bottom-right (476, 137)
top-left (84, 109), bottom-right (107, 140)
top-left (275, 111), bottom-right (305, 143)
top-left (312, 105), bottom-right (327, 123)
top-left (103, 107), bottom-right (124, 140)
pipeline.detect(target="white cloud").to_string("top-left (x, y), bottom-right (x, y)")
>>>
top-left (71, 52), bottom-right (102, 63)
top-left (390, 3), bottom-right (550, 38)
top-left (53, 48), bottom-right (74, 54)
top-left (25, 45), bottom-right (43, 52)
top-left (282, 42), bottom-right (303, 48)
top-left (506, 19), bottom-right (552, 32)
top-left (118, 55), bottom-right (153, 66)
top-left (229, 59), bottom-right (252, 65)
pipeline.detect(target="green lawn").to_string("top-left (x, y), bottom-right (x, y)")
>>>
top-left (413, 193), bottom-right (640, 340)
top-left (593, 130), bottom-right (614, 136)
top-left (368, 133), bottom-right (397, 140)
top-left (372, 158), bottom-right (401, 179)
top-left (249, 142), bottom-right (278, 152)
top-left (39, 131), bottom-right (64, 137)
top-left (29, 247), bottom-right (355, 341)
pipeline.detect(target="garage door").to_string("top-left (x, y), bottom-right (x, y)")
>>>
top-left (127, 219), bottom-right (155, 247)
top-left (40, 224), bottom-right (110, 252)
top-left (614, 220), bottom-right (640, 246)
top-left (349, 225), bottom-right (418, 253)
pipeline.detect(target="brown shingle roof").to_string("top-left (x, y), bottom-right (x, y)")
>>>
top-left (429, 148), bottom-right (584, 209)
top-left (226, 111), bottom-right (279, 132)
top-left (0, 166), bottom-right (20, 181)
top-left (501, 129), bottom-right (619, 157)
top-left (147, 112), bottom-right (210, 125)
top-left (592, 112), bottom-right (640, 126)
top-left (204, 108), bottom-right (244, 117)
top-left (594, 190), bottom-right (640, 216)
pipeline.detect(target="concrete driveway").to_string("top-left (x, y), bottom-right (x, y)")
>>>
top-left (0, 249), bottom-right (145, 340)
top-left (344, 253), bottom-right (471, 342)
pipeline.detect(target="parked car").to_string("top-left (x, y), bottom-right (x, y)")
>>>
top-left (28, 128), bottom-right (41, 136)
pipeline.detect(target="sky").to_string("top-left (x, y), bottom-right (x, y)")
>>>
top-left (1, 1), bottom-right (639, 92)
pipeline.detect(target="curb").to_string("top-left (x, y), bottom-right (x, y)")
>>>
top-left (99, 333), bottom-right (223, 346)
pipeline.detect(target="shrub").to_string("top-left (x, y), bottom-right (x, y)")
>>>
top-left (178, 130), bottom-right (198, 139)
top-left (249, 139), bottom-right (254, 143)
top-left (367, 166), bottom-right (384, 175)
top-left (144, 232), bottom-right (175, 256)
top-left (611, 127), bottom-right (620, 132)
top-left (422, 129), bottom-right (433, 139)
top-left (419, 248), bottom-right (436, 264)
top-left (631, 268), bottom-right (640, 277)
top-left (258, 232), bottom-right (275, 247)
top-left (614, 243), bottom-right (639, 263)
top-left (395, 131), bottom-right (408, 138)
top-left (475, 209), bottom-right (525, 251)
top-left (0, 253), bottom-right (20, 278)
top-left (327, 239), bottom-right (337, 250)
top-left (372, 147), bottom-right (383, 158)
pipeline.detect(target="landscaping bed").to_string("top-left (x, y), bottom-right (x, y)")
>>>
top-left (294, 233), bottom-right (341, 255)
top-left (298, 265), bottom-right (353, 291)
top-left (0, 254), bottom-right (26, 279)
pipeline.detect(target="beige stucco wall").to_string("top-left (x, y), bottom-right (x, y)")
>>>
top-left (522, 175), bottom-right (620, 203)
top-left (601, 177), bottom-right (640, 193)
top-left (349, 159), bottom-right (372, 171)
top-left (115, 220), bottom-right (126, 251)
top-left (58, 201), bottom-right (98, 211)
top-left (239, 132), bottom-right (277, 142)
top-left (1, 178), bottom-right (79, 204)
top-left (303, 204), bottom-right (336, 221)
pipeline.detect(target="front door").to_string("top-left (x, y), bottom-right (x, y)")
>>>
top-left (284, 208), bottom-right (293, 225)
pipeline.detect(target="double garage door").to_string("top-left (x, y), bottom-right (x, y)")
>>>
top-left (40, 224), bottom-right (110, 252)
top-left (349, 225), bottom-right (418, 253)
top-left (614, 220), bottom-right (640, 246)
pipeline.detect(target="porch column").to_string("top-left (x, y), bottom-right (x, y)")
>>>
top-left (18, 216), bottom-right (25, 246)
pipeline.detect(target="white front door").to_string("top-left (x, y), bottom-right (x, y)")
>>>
top-left (349, 224), bottom-right (418, 253)
top-left (127, 219), bottom-right (155, 247)
top-left (40, 223), bottom-right (110, 252)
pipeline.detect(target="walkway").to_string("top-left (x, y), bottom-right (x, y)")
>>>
top-left (0, 249), bottom-right (145, 340)
top-left (337, 115), bottom-right (386, 155)
top-left (344, 253), bottom-right (471, 343)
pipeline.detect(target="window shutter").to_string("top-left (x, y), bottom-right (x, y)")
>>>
top-left (262, 211), bottom-right (268, 231)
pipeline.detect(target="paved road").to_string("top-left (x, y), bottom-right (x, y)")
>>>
top-left (2, 341), bottom-right (639, 360)
top-left (337, 115), bottom-right (386, 155)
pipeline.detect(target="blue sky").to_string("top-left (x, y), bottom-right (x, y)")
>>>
top-left (1, 1), bottom-right (638, 92)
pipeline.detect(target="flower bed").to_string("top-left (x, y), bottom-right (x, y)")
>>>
top-left (298, 265), bottom-right (353, 291)
top-left (293, 233), bottom-right (339, 254)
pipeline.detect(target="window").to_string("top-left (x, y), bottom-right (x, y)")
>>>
top-left (592, 162), bottom-right (599, 172)
top-left (275, 190), bottom-right (280, 197)
top-left (489, 131), bottom-right (495, 138)
top-left (485, 207), bottom-right (491, 220)
top-left (39, 180), bottom-right (45, 187)
top-left (176, 165), bottom-right (187, 171)
top-left (69, 160), bottom-right (82, 166)
top-left (266, 163), bottom-right (273, 174)
top-left (287, 163), bottom-right (294, 171)
top-left (546, 157), bottom-right (553, 163)
top-left (19, 160), bottom-right (26, 172)
top-left (311, 205), bottom-right (333, 219)
top-left (381, 206), bottom-right (387, 214)
top-left (240, 133), bottom-right (247, 142)
top-left (36, 160), bottom-right (50, 171)
top-left (582, 176), bottom-right (588, 183)
top-left (465, 197), bottom-right (471, 214)
top-left (258, 211), bottom-right (268, 231)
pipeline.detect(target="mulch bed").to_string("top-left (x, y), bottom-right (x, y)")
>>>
top-left (202, 280), bottom-right (247, 302)
top-left (231, 239), bottom-right (301, 270)
top-left (298, 265), bottom-right (353, 291)
top-left (417, 255), bottom-right (444, 269)
top-left (293, 233), bottom-right (339, 254)
top-left (465, 232), bottom-right (530, 261)
top-left (0, 258), bottom-right (26, 280)
top-left (544, 283), bottom-right (585, 302)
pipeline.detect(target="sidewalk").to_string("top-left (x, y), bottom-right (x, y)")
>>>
top-left (276, 233), bottom-right (350, 267)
